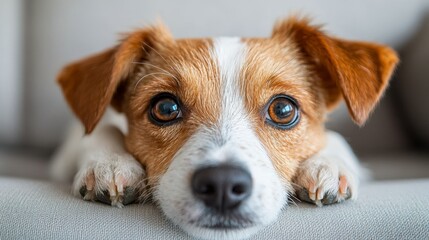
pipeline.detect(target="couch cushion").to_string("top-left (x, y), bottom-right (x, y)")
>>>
top-left (0, 150), bottom-right (49, 180)
top-left (395, 12), bottom-right (429, 147)
top-left (1, 177), bottom-right (428, 239)
top-left (361, 152), bottom-right (429, 180)
top-left (327, 96), bottom-right (411, 154)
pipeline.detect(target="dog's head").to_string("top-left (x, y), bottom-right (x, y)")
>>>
top-left (58, 17), bottom-right (397, 239)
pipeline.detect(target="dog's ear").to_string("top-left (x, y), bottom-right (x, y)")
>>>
top-left (272, 17), bottom-right (399, 125)
top-left (57, 25), bottom-right (172, 133)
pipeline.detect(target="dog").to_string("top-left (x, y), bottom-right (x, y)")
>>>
top-left (51, 16), bottom-right (398, 239)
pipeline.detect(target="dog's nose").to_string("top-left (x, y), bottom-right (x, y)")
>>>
top-left (191, 165), bottom-right (252, 212)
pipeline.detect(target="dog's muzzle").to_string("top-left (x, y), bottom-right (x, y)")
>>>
top-left (191, 165), bottom-right (253, 213)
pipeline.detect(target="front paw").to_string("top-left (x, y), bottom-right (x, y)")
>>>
top-left (293, 155), bottom-right (357, 206)
top-left (73, 151), bottom-right (146, 208)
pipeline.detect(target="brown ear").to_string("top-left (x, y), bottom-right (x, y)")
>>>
top-left (57, 25), bottom-right (172, 133)
top-left (272, 17), bottom-right (399, 125)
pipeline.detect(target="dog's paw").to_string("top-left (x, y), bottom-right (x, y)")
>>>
top-left (73, 151), bottom-right (146, 208)
top-left (293, 155), bottom-right (357, 206)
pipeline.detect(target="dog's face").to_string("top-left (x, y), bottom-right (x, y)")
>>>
top-left (58, 18), bottom-right (397, 239)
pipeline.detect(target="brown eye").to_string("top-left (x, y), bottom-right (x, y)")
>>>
top-left (265, 95), bottom-right (300, 129)
top-left (150, 93), bottom-right (182, 125)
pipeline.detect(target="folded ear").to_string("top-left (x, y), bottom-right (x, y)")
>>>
top-left (272, 17), bottom-right (399, 125)
top-left (57, 25), bottom-right (172, 133)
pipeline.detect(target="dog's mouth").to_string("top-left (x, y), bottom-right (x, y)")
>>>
top-left (199, 222), bottom-right (254, 230)
top-left (191, 210), bottom-right (257, 230)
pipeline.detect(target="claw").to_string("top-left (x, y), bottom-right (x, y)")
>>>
top-left (308, 182), bottom-right (316, 201)
top-left (316, 186), bottom-right (325, 201)
top-left (83, 190), bottom-right (96, 201)
top-left (339, 175), bottom-right (348, 195)
top-left (80, 186), bottom-right (96, 201)
top-left (294, 180), bottom-right (353, 206)
top-left (111, 194), bottom-right (124, 208)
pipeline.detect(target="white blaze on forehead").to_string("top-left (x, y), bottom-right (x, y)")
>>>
top-left (211, 37), bottom-right (248, 140)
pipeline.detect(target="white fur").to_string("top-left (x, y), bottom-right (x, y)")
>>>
top-left (155, 37), bottom-right (287, 240)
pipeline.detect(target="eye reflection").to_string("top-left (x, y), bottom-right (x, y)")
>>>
top-left (149, 93), bottom-right (182, 125)
top-left (265, 95), bottom-right (300, 129)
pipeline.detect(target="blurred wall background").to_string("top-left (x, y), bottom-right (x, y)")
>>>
top-left (0, 0), bottom-right (24, 144)
top-left (1, 0), bottom-right (429, 156)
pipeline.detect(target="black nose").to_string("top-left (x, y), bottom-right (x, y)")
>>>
top-left (191, 165), bottom-right (252, 212)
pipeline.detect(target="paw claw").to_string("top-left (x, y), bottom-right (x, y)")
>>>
top-left (339, 176), bottom-right (348, 194)
top-left (316, 187), bottom-right (325, 201)
top-left (111, 195), bottom-right (125, 208)
top-left (314, 200), bottom-right (323, 207)
top-left (80, 183), bottom-right (139, 207)
top-left (73, 153), bottom-right (146, 207)
top-left (293, 157), bottom-right (357, 206)
top-left (80, 186), bottom-right (96, 201)
top-left (337, 188), bottom-right (352, 202)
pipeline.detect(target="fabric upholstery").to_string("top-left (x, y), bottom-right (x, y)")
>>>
top-left (0, 150), bottom-right (49, 180)
top-left (395, 12), bottom-right (429, 147)
top-left (1, 177), bottom-right (428, 239)
top-left (326, 98), bottom-right (411, 154)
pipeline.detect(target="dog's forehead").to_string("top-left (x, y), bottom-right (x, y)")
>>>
top-left (167, 36), bottom-right (309, 92)
top-left (166, 37), bottom-right (312, 108)
top-left (168, 37), bottom-right (249, 123)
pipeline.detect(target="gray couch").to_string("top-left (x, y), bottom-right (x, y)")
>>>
top-left (1, 0), bottom-right (429, 239)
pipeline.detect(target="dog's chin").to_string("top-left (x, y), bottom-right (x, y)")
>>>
top-left (180, 222), bottom-right (262, 240)
top-left (171, 209), bottom-right (279, 240)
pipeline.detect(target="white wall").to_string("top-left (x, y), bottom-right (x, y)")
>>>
top-left (0, 0), bottom-right (24, 144)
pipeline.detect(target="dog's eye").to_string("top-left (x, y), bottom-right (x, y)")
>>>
top-left (149, 93), bottom-right (182, 125)
top-left (265, 95), bottom-right (300, 129)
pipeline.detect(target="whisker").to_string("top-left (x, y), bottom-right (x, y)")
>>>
top-left (288, 197), bottom-right (299, 207)
top-left (132, 62), bottom-right (178, 80)
top-left (133, 72), bottom-right (174, 91)
top-left (289, 193), bottom-right (302, 203)
top-left (133, 60), bottom-right (181, 90)
top-left (142, 41), bottom-right (170, 65)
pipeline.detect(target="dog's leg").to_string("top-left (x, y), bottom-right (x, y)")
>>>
top-left (51, 111), bottom-right (146, 208)
top-left (293, 131), bottom-right (362, 206)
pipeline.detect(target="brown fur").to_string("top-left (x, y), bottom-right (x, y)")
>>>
top-left (57, 25), bottom-right (173, 133)
top-left (124, 38), bottom-right (221, 187)
top-left (57, 17), bottom-right (398, 189)
top-left (272, 17), bottom-right (399, 125)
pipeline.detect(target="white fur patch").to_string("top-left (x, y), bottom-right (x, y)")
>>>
top-left (155, 38), bottom-right (287, 240)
